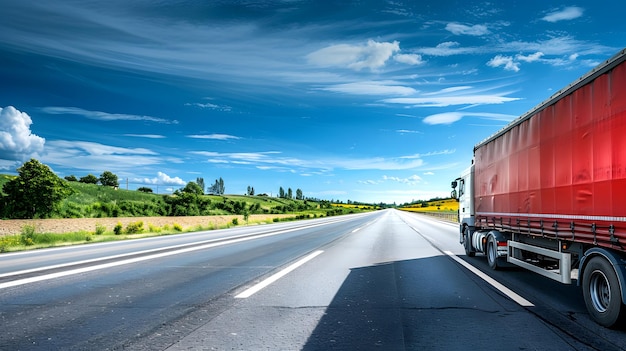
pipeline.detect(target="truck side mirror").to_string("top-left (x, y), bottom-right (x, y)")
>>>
top-left (451, 180), bottom-right (458, 189)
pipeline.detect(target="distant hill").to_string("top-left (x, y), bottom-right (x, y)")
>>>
top-left (0, 174), bottom-right (374, 219)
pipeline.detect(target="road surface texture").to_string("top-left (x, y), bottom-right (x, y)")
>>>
top-left (0, 209), bottom-right (624, 350)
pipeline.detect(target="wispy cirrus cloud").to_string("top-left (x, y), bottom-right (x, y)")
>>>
top-left (320, 81), bottom-right (417, 96)
top-left (124, 134), bottom-right (166, 139)
top-left (191, 150), bottom-right (437, 171)
top-left (423, 112), bottom-right (517, 125)
top-left (41, 107), bottom-right (178, 124)
top-left (188, 134), bottom-right (242, 141)
top-left (541, 6), bottom-right (584, 22)
top-left (384, 94), bottom-right (520, 107)
top-left (40, 140), bottom-right (182, 172)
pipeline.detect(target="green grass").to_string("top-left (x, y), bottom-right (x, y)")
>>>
top-left (0, 212), bottom-right (332, 253)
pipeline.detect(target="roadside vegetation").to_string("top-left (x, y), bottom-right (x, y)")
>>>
top-left (0, 159), bottom-right (380, 252)
top-left (398, 198), bottom-right (458, 222)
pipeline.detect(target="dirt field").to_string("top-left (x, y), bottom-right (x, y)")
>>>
top-left (0, 214), bottom-right (296, 236)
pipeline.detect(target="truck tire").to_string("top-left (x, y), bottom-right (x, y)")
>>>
top-left (486, 236), bottom-right (501, 270)
top-left (463, 228), bottom-right (475, 257)
top-left (582, 256), bottom-right (626, 328)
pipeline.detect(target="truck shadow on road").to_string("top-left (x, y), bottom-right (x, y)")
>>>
top-left (300, 255), bottom-right (575, 351)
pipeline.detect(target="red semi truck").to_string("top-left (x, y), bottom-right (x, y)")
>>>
top-left (451, 48), bottom-right (626, 328)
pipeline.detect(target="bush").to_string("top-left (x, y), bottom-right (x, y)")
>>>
top-left (231, 218), bottom-right (239, 225)
top-left (173, 223), bottom-right (183, 232)
top-left (114, 222), bottom-right (123, 235)
top-left (125, 221), bottom-right (144, 234)
top-left (20, 225), bottom-right (36, 246)
top-left (95, 223), bottom-right (106, 235)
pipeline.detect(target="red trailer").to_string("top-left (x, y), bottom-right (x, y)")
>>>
top-left (452, 48), bottom-right (626, 328)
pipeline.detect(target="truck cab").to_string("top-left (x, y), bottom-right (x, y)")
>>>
top-left (452, 164), bottom-right (474, 247)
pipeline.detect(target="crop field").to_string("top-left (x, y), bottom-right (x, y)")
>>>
top-left (399, 198), bottom-right (458, 222)
top-left (331, 203), bottom-right (377, 210)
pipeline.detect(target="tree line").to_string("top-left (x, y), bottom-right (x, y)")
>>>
top-left (0, 159), bottom-right (317, 219)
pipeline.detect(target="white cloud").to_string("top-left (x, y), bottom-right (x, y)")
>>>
top-left (40, 140), bottom-right (181, 172)
top-left (445, 22), bottom-right (489, 36)
top-left (396, 129), bottom-right (422, 134)
top-left (134, 171), bottom-right (186, 186)
top-left (541, 6), bottom-right (584, 22)
top-left (393, 53), bottom-right (425, 65)
top-left (124, 134), bottom-right (166, 139)
top-left (42, 107), bottom-right (178, 124)
top-left (516, 52), bottom-right (544, 62)
top-left (423, 86), bottom-right (473, 95)
top-left (185, 101), bottom-right (232, 111)
top-left (416, 41), bottom-right (477, 56)
top-left (187, 134), bottom-right (242, 140)
top-left (321, 81), bottom-right (417, 96)
top-left (307, 40), bottom-right (400, 71)
top-left (0, 106), bottom-right (45, 162)
top-left (192, 150), bottom-right (427, 171)
top-left (423, 112), bottom-right (517, 125)
top-left (423, 112), bottom-right (464, 125)
top-left (384, 94), bottom-right (520, 107)
top-left (487, 55), bottom-right (520, 72)
top-left (383, 174), bottom-right (423, 184)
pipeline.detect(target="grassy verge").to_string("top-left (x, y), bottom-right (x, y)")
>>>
top-left (0, 212), bottom-right (335, 253)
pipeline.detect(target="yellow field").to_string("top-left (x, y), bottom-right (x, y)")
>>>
top-left (400, 198), bottom-right (458, 213)
top-left (331, 203), bottom-right (376, 210)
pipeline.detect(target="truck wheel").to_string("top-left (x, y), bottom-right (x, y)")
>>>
top-left (463, 229), bottom-right (475, 257)
top-left (486, 236), bottom-right (500, 270)
top-left (582, 256), bottom-right (626, 328)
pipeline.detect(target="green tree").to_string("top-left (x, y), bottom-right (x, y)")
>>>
top-left (209, 177), bottom-right (225, 195)
top-left (182, 181), bottom-right (203, 195)
top-left (79, 174), bottom-right (98, 184)
top-left (287, 188), bottom-right (293, 199)
top-left (296, 188), bottom-right (303, 200)
top-left (1, 159), bottom-right (74, 219)
top-left (137, 186), bottom-right (153, 193)
top-left (64, 175), bottom-right (77, 182)
top-left (196, 177), bottom-right (205, 194)
top-left (99, 171), bottom-right (119, 187)
top-left (247, 186), bottom-right (255, 196)
top-left (279, 187), bottom-right (285, 198)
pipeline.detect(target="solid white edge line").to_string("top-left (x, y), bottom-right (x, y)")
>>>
top-left (0, 216), bottom-right (358, 281)
top-left (444, 250), bottom-right (535, 307)
top-left (0, 224), bottom-right (333, 290)
top-left (235, 250), bottom-right (324, 299)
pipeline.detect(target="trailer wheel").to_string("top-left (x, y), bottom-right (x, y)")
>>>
top-left (463, 228), bottom-right (475, 257)
top-left (486, 236), bottom-right (501, 270)
top-left (582, 256), bottom-right (626, 328)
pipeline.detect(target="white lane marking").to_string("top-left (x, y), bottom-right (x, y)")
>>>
top-left (235, 250), bottom-right (324, 299)
top-left (444, 250), bottom-right (535, 307)
top-left (0, 220), bottom-right (340, 290)
top-left (0, 217), bottom-right (355, 280)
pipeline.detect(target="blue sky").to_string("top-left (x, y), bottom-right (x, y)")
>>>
top-left (0, 1), bottom-right (623, 204)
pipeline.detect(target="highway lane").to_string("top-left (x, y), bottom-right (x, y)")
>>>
top-left (1, 209), bottom-right (624, 350)
top-left (0, 212), bottom-right (377, 350)
top-left (141, 209), bottom-right (621, 350)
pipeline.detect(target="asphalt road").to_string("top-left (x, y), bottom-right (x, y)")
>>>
top-left (0, 209), bottom-right (624, 350)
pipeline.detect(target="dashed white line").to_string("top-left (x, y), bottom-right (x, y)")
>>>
top-left (235, 250), bottom-right (324, 298)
